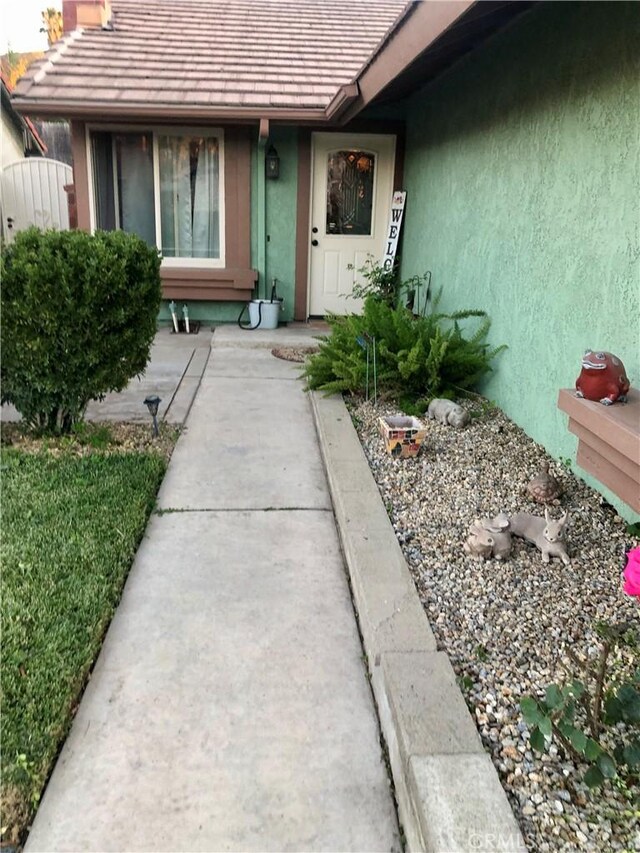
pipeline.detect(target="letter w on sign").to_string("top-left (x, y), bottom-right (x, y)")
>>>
top-left (381, 191), bottom-right (406, 271)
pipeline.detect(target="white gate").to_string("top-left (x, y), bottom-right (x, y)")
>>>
top-left (1, 158), bottom-right (73, 242)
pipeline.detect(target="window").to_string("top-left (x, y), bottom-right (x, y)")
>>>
top-left (158, 135), bottom-right (220, 260)
top-left (325, 150), bottom-right (375, 235)
top-left (89, 127), bottom-right (224, 265)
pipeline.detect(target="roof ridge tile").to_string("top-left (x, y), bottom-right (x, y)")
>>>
top-left (33, 28), bottom-right (84, 85)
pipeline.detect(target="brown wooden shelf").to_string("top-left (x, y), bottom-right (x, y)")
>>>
top-left (557, 388), bottom-right (640, 513)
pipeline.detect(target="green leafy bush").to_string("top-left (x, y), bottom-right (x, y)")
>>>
top-left (349, 256), bottom-right (431, 309)
top-left (1, 228), bottom-right (161, 433)
top-left (521, 621), bottom-right (639, 789)
top-left (303, 293), bottom-right (505, 403)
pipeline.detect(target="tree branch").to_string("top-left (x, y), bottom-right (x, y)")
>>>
top-left (592, 641), bottom-right (611, 739)
top-left (551, 719), bottom-right (583, 764)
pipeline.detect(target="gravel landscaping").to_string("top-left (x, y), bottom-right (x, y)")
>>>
top-left (347, 396), bottom-right (639, 853)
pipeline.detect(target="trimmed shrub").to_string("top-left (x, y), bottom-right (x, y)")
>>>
top-left (1, 228), bottom-right (161, 433)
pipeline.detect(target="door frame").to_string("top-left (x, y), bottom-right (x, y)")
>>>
top-left (294, 122), bottom-right (405, 321)
top-left (307, 132), bottom-right (395, 317)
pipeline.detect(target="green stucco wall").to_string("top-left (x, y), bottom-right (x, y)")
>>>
top-left (264, 126), bottom-right (299, 323)
top-left (158, 301), bottom-right (245, 326)
top-left (401, 1), bottom-right (640, 518)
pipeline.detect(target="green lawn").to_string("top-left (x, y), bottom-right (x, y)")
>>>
top-left (1, 448), bottom-right (166, 843)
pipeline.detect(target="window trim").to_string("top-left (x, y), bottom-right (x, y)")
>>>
top-left (86, 123), bottom-right (226, 268)
top-left (111, 139), bottom-right (121, 229)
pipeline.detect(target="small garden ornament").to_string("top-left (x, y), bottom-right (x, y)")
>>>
top-left (379, 415), bottom-right (427, 458)
top-left (527, 461), bottom-right (563, 503)
top-left (575, 350), bottom-right (630, 405)
top-left (464, 512), bottom-right (512, 560)
top-left (510, 508), bottom-right (570, 565)
top-left (463, 520), bottom-right (494, 560)
top-left (427, 398), bottom-right (470, 428)
top-left (169, 300), bottom-right (179, 333)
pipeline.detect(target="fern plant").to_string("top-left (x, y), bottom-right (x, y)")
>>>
top-left (303, 293), bottom-right (505, 403)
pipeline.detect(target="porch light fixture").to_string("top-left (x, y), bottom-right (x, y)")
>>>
top-left (265, 146), bottom-right (280, 179)
top-left (143, 395), bottom-right (161, 437)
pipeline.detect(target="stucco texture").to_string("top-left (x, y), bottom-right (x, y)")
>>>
top-left (401, 1), bottom-right (639, 517)
top-left (264, 126), bottom-right (299, 323)
top-left (249, 126), bottom-right (298, 323)
top-left (158, 301), bottom-right (245, 325)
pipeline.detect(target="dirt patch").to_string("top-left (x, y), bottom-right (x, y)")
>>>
top-left (170, 319), bottom-right (201, 334)
top-left (1, 421), bottom-right (179, 462)
top-left (271, 346), bottom-right (319, 363)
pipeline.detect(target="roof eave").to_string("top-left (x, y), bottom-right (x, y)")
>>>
top-left (324, 83), bottom-right (360, 121)
top-left (11, 1), bottom-right (481, 129)
top-left (23, 117), bottom-right (48, 155)
top-left (338, 0), bottom-right (476, 124)
top-left (10, 98), bottom-right (331, 124)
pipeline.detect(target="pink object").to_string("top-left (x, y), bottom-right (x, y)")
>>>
top-left (575, 350), bottom-right (630, 406)
top-left (623, 547), bottom-right (640, 597)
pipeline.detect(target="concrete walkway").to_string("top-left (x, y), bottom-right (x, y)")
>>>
top-left (26, 326), bottom-right (400, 853)
top-left (85, 327), bottom-right (212, 424)
top-left (1, 327), bottom-right (211, 426)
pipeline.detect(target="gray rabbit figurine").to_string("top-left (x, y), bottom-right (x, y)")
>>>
top-left (464, 512), bottom-right (512, 560)
top-left (510, 509), bottom-right (570, 565)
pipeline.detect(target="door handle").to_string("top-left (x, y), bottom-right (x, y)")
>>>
top-left (311, 239), bottom-right (319, 247)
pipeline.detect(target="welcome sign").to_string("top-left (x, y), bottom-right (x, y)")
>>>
top-left (381, 191), bottom-right (406, 270)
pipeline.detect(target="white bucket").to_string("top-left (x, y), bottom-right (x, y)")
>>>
top-left (248, 299), bottom-right (282, 330)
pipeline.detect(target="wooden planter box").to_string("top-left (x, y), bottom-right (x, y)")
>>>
top-left (379, 415), bottom-right (427, 458)
top-left (557, 388), bottom-right (640, 513)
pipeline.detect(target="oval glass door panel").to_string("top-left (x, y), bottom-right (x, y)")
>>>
top-left (326, 150), bottom-right (375, 235)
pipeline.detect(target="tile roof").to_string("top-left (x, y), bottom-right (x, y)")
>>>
top-left (14, 0), bottom-right (409, 117)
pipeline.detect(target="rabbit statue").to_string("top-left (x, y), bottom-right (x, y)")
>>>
top-left (464, 512), bottom-right (512, 560)
top-left (509, 509), bottom-right (570, 565)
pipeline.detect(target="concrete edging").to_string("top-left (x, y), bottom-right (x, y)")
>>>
top-left (310, 392), bottom-right (526, 853)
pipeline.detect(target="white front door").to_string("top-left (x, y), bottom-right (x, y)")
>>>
top-left (308, 133), bottom-right (396, 316)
